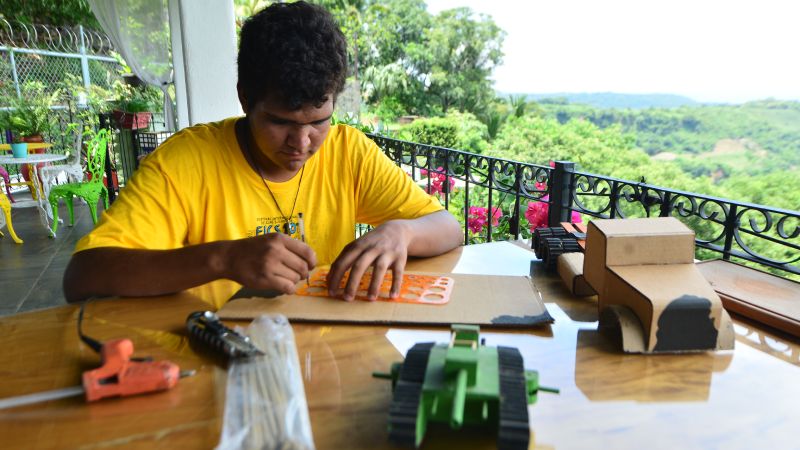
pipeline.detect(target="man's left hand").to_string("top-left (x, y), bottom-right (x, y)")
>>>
top-left (327, 220), bottom-right (410, 301)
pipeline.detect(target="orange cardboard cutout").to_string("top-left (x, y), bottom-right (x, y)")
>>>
top-left (295, 269), bottom-right (454, 305)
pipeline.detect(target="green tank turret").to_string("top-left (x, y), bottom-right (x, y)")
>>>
top-left (373, 325), bottom-right (557, 449)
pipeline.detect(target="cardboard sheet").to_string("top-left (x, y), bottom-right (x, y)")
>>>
top-left (557, 252), bottom-right (595, 297)
top-left (698, 259), bottom-right (800, 338)
top-left (218, 271), bottom-right (552, 328)
top-left (605, 264), bottom-right (727, 352)
top-left (584, 217), bottom-right (695, 295)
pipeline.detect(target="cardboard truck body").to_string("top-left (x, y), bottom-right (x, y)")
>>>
top-left (583, 217), bottom-right (734, 353)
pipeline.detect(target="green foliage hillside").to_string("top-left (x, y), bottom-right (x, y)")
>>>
top-left (522, 92), bottom-right (698, 109)
top-left (538, 100), bottom-right (800, 179)
top-left (487, 116), bottom-right (717, 195)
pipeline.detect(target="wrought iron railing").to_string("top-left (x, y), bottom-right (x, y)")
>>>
top-left (369, 134), bottom-right (800, 277)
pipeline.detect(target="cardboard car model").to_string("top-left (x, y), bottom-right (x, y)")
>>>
top-left (582, 217), bottom-right (735, 354)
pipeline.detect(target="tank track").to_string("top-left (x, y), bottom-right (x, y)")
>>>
top-left (388, 342), bottom-right (435, 447)
top-left (532, 227), bottom-right (568, 259)
top-left (497, 346), bottom-right (530, 450)
top-left (542, 237), bottom-right (582, 270)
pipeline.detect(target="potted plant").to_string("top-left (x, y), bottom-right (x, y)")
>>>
top-left (0, 83), bottom-right (59, 189)
top-left (0, 112), bottom-right (27, 158)
top-left (1, 82), bottom-right (58, 147)
top-left (6, 129), bottom-right (29, 158)
top-left (110, 81), bottom-right (156, 130)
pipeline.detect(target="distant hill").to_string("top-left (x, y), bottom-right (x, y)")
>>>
top-left (535, 99), bottom-right (800, 178)
top-left (515, 92), bottom-right (699, 109)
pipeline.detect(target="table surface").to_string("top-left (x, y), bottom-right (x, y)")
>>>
top-left (0, 153), bottom-right (67, 165)
top-left (0, 143), bottom-right (52, 151)
top-left (0, 241), bottom-right (797, 450)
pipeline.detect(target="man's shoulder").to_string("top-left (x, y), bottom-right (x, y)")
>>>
top-left (165, 117), bottom-right (237, 148)
top-left (326, 124), bottom-right (375, 153)
top-left (142, 117), bottom-right (238, 165)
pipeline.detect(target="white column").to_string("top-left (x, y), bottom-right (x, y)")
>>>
top-left (168, 0), bottom-right (242, 129)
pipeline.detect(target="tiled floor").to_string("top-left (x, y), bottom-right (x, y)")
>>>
top-left (0, 190), bottom-right (101, 316)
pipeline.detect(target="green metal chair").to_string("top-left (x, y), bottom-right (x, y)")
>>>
top-left (49, 129), bottom-right (110, 235)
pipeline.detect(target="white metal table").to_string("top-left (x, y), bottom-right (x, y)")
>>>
top-left (0, 153), bottom-right (68, 236)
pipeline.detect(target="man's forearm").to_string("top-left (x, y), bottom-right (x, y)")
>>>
top-left (404, 210), bottom-right (463, 257)
top-left (63, 242), bottom-right (231, 303)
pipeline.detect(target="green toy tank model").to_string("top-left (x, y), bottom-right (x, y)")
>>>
top-left (373, 325), bottom-right (557, 449)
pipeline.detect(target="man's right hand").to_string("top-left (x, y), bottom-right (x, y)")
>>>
top-left (63, 234), bottom-right (317, 303)
top-left (223, 233), bottom-right (316, 294)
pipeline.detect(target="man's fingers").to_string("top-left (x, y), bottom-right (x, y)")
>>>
top-left (281, 234), bottom-right (317, 271)
top-left (281, 250), bottom-right (313, 280)
top-left (343, 254), bottom-right (374, 301)
top-left (327, 242), bottom-right (363, 298)
top-left (390, 262), bottom-right (404, 299)
top-left (367, 257), bottom-right (392, 301)
top-left (250, 265), bottom-right (300, 294)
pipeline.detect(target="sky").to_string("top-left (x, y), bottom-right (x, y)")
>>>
top-left (426, 0), bottom-right (800, 103)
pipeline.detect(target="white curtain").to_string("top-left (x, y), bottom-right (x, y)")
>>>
top-left (88, 0), bottom-right (176, 131)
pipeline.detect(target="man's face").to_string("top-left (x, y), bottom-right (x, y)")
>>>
top-left (242, 93), bottom-right (334, 178)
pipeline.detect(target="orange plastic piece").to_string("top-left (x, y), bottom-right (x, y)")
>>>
top-left (295, 269), bottom-right (454, 305)
top-left (561, 221), bottom-right (588, 250)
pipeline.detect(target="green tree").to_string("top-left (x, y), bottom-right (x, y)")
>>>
top-left (508, 94), bottom-right (527, 117)
top-left (411, 7), bottom-right (504, 114)
top-left (0, 0), bottom-right (99, 28)
top-left (234, 0), bottom-right (274, 18)
top-left (236, 2), bottom-right (504, 119)
top-left (720, 171), bottom-right (800, 211)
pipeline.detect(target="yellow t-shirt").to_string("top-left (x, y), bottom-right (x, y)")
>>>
top-left (75, 117), bottom-right (443, 268)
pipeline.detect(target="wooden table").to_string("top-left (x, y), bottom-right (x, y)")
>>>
top-left (0, 241), bottom-right (797, 449)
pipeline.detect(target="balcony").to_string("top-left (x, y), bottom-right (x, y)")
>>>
top-left (3, 125), bottom-right (797, 341)
top-left (368, 135), bottom-right (798, 276)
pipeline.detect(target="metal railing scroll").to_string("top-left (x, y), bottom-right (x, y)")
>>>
top-left (369, 134), bottom-right (800, 277)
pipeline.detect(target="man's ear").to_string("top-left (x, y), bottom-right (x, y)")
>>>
top-left (237, 83), bottom-right (249, 114)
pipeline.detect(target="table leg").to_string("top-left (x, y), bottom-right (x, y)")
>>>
top-left (30, 166), bottom-right (54, 237)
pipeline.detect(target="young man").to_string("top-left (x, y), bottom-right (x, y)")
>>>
top-left (63, 2), bottom-right (462, 308)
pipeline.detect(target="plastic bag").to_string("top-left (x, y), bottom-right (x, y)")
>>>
top-left (216, 314), bottom-right (315, 450)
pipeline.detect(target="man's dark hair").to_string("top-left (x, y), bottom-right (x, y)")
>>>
top-left (238, 1), bottom-right (347, 110)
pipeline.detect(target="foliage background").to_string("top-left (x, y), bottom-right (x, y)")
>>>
top-left (3, 0), bottom-right (796, 277)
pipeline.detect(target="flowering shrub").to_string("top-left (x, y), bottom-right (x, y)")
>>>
top-left (525, 196), bottom-right (582, 232)
top-left (419, 167), bottom-right (456, 196)
top-left (467, 206), bottom-right (503, 234)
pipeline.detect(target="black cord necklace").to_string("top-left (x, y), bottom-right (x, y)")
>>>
top-left (239, 120), bottom-right (304, 235)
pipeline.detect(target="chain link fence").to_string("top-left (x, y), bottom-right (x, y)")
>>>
top-left (0, 20), bottom-right (120, 96)
top-left (0, 21), bottom-right (123, 183)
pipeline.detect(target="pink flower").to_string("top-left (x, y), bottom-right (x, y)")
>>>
top-left (525, 199), bottom-right (549, 231)
top-left (489, 206), bottom-right (502, 226)
top-left (525, 196), bottom-right (582, 233)
top-left (468, 208), bottom-right (487, 233)
top-left (420, 166), bottom-right (456, 196)
top-left (425, 184), bottom-right (443, 195)
top-left (467, 206), bottom-right (503, 234)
